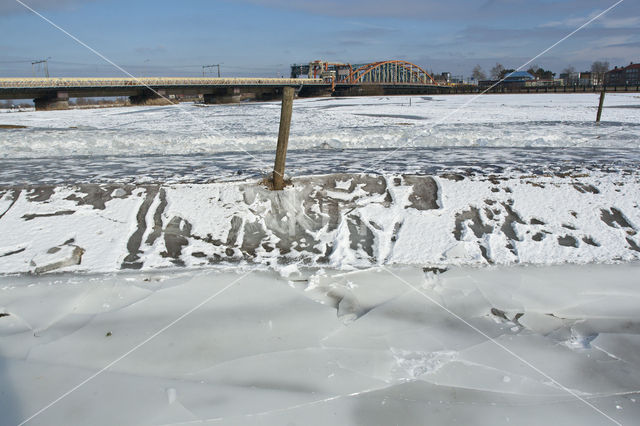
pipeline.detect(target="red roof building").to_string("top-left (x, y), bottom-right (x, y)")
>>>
top-left (605, 63), bottom-right (640, 85)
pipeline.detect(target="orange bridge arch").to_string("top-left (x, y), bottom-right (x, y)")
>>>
top-left (337, 60), bottom-right (438, 85)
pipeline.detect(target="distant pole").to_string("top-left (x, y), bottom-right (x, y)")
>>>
top-left (272, 86), bottom-right (295, 190)
top-left (203, 64), bottom-right (221, 78)
top-left (596, 87), bottom-right (606, 123)
top-left (31, 58), bottom-right (50, 78)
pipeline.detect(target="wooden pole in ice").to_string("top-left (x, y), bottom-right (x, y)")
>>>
top-left (596, 87), bottom-right (606, 123)
top-left (273, 86), bottom-right (295, 190)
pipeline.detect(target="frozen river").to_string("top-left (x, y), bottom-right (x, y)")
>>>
top-left (1, 93), bottom-right (639, 186)
top-left (1, 93), bottom-right (639, 159)
top-left (1, 93), bottom-right (639, 425)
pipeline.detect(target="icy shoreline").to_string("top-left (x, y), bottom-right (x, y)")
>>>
top-left (2, 146), bottom-right (640, 186)
top-left (1, 171), bottom-right (638, 275)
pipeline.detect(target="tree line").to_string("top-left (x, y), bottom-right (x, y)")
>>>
top-left (471, 61), bottom-right (610, 81)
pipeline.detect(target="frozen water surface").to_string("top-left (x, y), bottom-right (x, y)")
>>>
top-left (1, 94), bottom-right (639, 160)
top-left (1, 265), bottom-right (639, 425)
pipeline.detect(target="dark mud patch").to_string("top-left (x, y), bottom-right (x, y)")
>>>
top-left (145, 188), bottom-right (167, 246)
top-left (403, 176), bottom-right (439, 210)
top-left (454, 207), bottom-right (493, 240)
top-left (22, 210), bottom-right (75, 221)
top-left (440, 173), bottom-right (464, 182)
top-left (66, 184), bottom-right (135, 210)
top-left (582, 236), bottom-right (600, 247)
top-left (532, 233), bottom-right (545, 242)
top-left (627, 238), bottom-right (640, 252)
top-left (423, 266), bottom-right (448, 275)
top-left (558, 235), bottom-right (579, 248)
top-left (573, 183), bottom-right (600, 194)
top-left (122, 186), bottom-right (160, 269)
top-left (601, 207), bottom-right (635, 232)
top-left (161, 216), bottom-right (193, 266)
top-left (1, 247), bottom-right (26, 257)
top-left (347, 215), bottom-right (375, 258)
top-left (500, 203), bottom-right (525, 242)
top-left (26, 187), bottom-right (55, 202)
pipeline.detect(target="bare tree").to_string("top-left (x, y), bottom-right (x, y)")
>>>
top-left (528, 64), bottom-right (540, 74)
top-left (562, 66), bottom-right (575, 75)
top-left (471, 65), bottom-right (487, 81)
top-left (591, 61), bottom-right (609, 74)
top-left (490, 63), bottom-right (505, 79)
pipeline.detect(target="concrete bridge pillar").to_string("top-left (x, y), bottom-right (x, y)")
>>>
top-left (34, 92), bottom-right (69, 111)
top-left (297, 85), bottom-right (332, 98)
top-left (129, 89), bottom-right (173, 106)
top-left (203, 87), bottom-right (242, 104)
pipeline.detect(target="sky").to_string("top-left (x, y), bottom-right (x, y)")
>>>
top-left (0, 0), bottom-right (638, 79)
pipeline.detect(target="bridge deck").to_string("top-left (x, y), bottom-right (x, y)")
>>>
top-left (0, 77), bottom-right (325, 89)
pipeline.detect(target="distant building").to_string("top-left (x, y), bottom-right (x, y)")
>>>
top-left (433, 72), bottom-right (451, 84)
top-left (558, 71), bottom-right (603, 86)
top-left (559, 72), bottom-right (578, 85)
top-left (605, 63), bottom-right (640, 85)
top-left (525, 78), bottom-right (562, 87)
top-left (503, 71), bottom-right (535, 82)
top-left (578, 72), bottom-right (593, 86)
top-left (478, 71), bottom-right (535, 88)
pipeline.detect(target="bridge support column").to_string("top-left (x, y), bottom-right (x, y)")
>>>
top-left (297, 85), bottom-right (331, 98)
top-left (203, 88), bottom-right (242, 104)
top-left (34, 92), bottom-right (69, 111)
top-left (129, 89), bottom-right (173, 106)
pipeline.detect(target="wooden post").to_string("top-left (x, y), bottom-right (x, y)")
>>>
top-left (596, 88), bottom-right (605, 123)
top-left (272, 86), bottom-right (295, 190)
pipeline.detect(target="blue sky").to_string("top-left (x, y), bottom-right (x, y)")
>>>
top-left (0, 0), bottom-right (638, 78)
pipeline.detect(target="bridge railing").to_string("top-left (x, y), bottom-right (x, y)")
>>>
top-left (0, 77), bottom-right (324, 89)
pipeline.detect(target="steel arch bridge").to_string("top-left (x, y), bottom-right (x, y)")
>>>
top-left (338, 60), bottom-right (438, 85)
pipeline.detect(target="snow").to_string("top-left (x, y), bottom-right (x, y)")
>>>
top-left (0, 94), bottom-right (639, 160)
top-left (0, 172), bottom-right (638, 274)
top-left (1, 265), bottom-right (639, 425)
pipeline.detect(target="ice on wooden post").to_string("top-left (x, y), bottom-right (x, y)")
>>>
top-left (272, 86), bottom-right (295, 190)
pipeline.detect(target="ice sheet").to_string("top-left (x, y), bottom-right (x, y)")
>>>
top-left (1, 265), bottom-right (639, 425)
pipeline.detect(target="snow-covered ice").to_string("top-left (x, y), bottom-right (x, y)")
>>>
top-left (1, 265), bottom-right (639, 425)
top-left (1, 94), bottom-right (639, 160)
